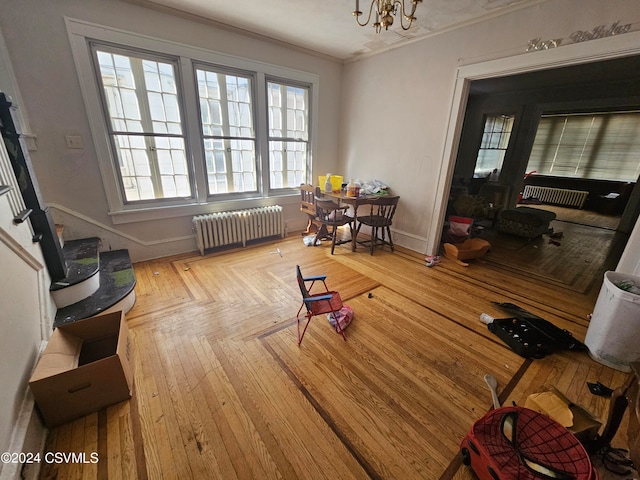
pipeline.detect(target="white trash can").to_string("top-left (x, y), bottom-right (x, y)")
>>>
top-left (585, 271), bottom-right (640, 372)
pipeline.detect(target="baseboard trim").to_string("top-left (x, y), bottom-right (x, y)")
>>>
top-left (1, 385), bottom-right (47, 480)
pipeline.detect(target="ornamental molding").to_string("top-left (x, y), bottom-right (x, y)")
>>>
top-left (527, 20), bottom-right (632, 52)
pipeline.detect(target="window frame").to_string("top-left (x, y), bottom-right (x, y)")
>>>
top-left (91, 43), bottom-right (196, 204)
top-left (66, 17), bottom-right (319, 224)
top-left (193, 62), bottom-right (261, 200)
top-left (473, 113), bottom-right (515, 179)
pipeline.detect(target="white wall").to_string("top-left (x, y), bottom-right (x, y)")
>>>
top-left (340, 0), bottom-right (640, 255)
top-left (0, 205), bottom-right (48, 480)
top-left (0, 0), bottom-right (343, 261)
top-left (0, 175), bottom-right (53, 480)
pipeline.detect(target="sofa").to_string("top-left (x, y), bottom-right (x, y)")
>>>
top-left (496, 207), bottom-right (556, 239)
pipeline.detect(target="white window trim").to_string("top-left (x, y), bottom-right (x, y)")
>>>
top-left (65, 17), bottom-right (319, 224)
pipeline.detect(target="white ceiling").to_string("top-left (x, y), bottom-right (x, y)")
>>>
top-left (128, 0), bottom-right (549, 61)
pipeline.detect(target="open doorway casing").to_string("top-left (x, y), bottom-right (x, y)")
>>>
top-left (430, 31), bottom-right (640, 269)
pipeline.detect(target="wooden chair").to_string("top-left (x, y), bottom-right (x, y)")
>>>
top-left (355, 195), bottom-right (399, 255)
top-left (314, 197), bottom-right (354, 255)
top-left (596, 362), bottom-right (640, 467)
top-left (300, 184), bottom-right (321, 236)
top-left (295, 265), bottom-right (346, 345)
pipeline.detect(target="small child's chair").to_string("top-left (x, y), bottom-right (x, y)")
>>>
top-left (295, 265), bottom-right (346, 345)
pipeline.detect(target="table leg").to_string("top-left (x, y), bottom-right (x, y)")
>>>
top-left (317, 224), bottom-right (330, 240)
top-left (351, 204), bottom-right (358, 251)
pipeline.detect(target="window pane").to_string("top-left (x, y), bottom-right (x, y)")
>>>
top-left (112, 134), bottom-right (191, 201)
top-left (201, 136), bottom-right (257, 194)
top-left (97, 53), bottom-right (140, 132)
top-left (95, 47), bottom-right (190, 202)
top-left (157, 149), bottom-right (173, 174)
top-left (138, 177), bottom-right (155, 200)
top-left (146, 91), bottom-right (182, 135)
top-left (197, 70), bottom-right (254, 138)
top-left (268, 83), bottom-right (308, 141)
top-left (269, 140), bottom-right (307, 189)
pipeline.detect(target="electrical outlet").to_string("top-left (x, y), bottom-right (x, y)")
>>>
top-left (65, 135), bottom-right (84, 149)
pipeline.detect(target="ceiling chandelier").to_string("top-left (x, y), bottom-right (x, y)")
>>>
top-left (353, 0), bottom-right (423, 34)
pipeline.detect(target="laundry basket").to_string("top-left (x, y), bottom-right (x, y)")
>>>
top-left (585, 271), bottom-right (640, 372)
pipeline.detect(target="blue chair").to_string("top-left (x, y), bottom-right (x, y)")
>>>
top-left (295, 265), bottom-right (346, 345)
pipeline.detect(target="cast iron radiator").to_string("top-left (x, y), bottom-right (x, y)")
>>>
top-left (193, 205), bottom-right (284, 255)
top-left (522, 185), bottom-right (588, 209)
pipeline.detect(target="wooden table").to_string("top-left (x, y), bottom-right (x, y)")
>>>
top-left (322, 191), bottom-right (381, 252)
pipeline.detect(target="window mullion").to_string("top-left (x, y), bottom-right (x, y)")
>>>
top-left (279, 84), bottom-right (291, 188)
top-left (278, 84), bottom-right (287, 130)
top-left (255, 72), bottom-right (269, 194)
top-left (145, 140), bottom-right (163, 197)
top-left (216, 74), bottom-right (234, 190)
top-left (180, 57), bottom-right (206, 202)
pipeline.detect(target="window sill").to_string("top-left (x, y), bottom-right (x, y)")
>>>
top-left (108, 194), bottom-right (300, 225)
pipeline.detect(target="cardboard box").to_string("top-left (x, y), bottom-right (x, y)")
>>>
top-left (29, 311), bottom-right (133, 427)
top-left (524, 385), bottom-right (601, 444)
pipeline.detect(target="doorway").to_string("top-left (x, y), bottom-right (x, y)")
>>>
top-left (430, 33), bottom-right (640, 285)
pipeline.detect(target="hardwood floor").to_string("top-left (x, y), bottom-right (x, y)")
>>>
top-left (39, 228), bottom-right (632, 480)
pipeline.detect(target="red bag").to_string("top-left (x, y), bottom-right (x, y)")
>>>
top-left (449, 215), bottom-right (473, 237)
top-left (327, 305), bottom-right (353, 332)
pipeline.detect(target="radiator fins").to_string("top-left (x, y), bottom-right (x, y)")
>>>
top-left (522, 185), bottom-right (588, 209)
top-left (193, 206), bottom-right (284, 255)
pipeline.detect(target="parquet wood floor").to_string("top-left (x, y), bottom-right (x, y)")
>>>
top-left (39, 229), bottom-right (632, 480)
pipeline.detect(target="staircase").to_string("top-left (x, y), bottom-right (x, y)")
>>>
top-left (0, 93), bottom-right (135, 327)
top-left (51, 233), bottom-right (136, 327)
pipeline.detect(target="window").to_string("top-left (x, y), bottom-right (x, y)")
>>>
top-left (196, 67), bottom-right (257, 195)
top-left (473, 114), bottom-right (514, 178)
top-left (95, 47), bottom-right (312, 203)
top-left (267, 81), bottom-right (309, 189)
top-left (94, 47), bottom-right (191, 202)
top-left (527, 112), bottom-right (640, 182)
top-left (67, 18), bottom-right (318, 221)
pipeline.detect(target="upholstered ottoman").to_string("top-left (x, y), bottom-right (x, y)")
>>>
top-left (496, 207), bottom-right (556, 239)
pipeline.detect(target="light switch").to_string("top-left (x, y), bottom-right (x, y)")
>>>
top-left (65, 135), bottom-right (84, 149)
